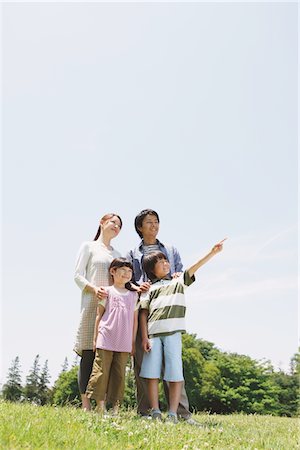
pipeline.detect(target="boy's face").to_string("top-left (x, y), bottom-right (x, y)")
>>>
top-left (138, 214), bottom-right (159, 240)
top-left (153, 258), bottom-right (170, 279)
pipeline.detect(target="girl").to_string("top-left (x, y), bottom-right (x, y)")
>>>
top-left (86, 258), bottom-right (139, 415)
top-left (74, 213), bottom-right (122, 411)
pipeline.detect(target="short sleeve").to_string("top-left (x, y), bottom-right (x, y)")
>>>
top-left (139, 291), bottom-right (150, 310)
top-left (183, 270), bottom-right (195, 287)
top-left (98, 299), bottom-right (106, 309)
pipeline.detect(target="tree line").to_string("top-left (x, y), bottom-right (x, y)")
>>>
top-left (2, 334), bottom-right (299, 417)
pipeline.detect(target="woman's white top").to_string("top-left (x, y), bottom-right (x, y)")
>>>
top-left (73, 240), bottom-right (121, 356)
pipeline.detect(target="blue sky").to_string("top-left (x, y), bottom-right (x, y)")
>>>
top-left (1, 2), bottom-right (298, 386)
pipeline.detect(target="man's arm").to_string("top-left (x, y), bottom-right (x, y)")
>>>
top-left (166, 245), bottom-right (183, 278)
top-left (173, 246), bottom-right (183, 273)
top-left (125, 248), bottom-right (151, 292)
top-left (125, 249), bottom-right (141, 284)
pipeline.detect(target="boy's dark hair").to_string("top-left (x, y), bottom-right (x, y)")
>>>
top-left (142, 251), bottom-right (168, 282)
top-left (109, 257), bottom-right (133, 271)
top-left (134, 209), bottom-right (160, 239)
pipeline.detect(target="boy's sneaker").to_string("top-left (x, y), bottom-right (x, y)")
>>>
top-left (151, 410), bottom-right (162, 421)
top-left (166, 413), bottom-right (178, 424)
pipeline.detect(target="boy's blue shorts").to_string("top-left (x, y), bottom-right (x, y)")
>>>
top-left (140, 332), bottom-right (184, 382)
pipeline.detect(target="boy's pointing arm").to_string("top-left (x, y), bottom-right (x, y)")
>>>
top-left (187, 239), bottom-right (226, 278)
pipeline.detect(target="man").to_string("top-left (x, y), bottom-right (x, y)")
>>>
top-left (127, 208), bottom-right (199, 425)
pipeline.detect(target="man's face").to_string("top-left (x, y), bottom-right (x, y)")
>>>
top-left (138, 214), bottom-right (159, 239)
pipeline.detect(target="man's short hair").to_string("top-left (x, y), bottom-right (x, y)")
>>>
top-left (142, 251), bottom-right (168, 282)
top-left (134, 209), bottom-right (160, 238)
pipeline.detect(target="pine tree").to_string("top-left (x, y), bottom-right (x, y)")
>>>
top-left (61, 357), bottom-right (69, 374)
top-left (24, 354), bottom-right (41, 404)
top-left (38, 360), bottom-right (51, 405)
top-left (2, 356), bottom-right (23, 401)
top-left (290, 350), bottom-right (300, 376)
top-left (71, 354), bottom-right (79, 367)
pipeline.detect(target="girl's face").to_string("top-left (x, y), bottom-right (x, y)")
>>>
top-left (101, 215), bottom-right (122, 239)
top-left (110, 266), bottom-right (133, 286)
top-left (153, 258), bottom-right (170, 279)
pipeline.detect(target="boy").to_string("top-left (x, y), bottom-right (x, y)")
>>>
top-left (139, 240), bottom-right (225, 423)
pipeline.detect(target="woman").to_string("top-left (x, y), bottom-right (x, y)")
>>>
top-left (74, 213), bottom-right (122, 410)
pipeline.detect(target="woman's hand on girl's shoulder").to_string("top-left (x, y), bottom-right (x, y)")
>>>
top-left (94, 286), bottom-right (108, 300)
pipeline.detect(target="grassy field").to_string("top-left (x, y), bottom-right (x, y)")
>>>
top-left (1, 402), bottom-right (299, 449)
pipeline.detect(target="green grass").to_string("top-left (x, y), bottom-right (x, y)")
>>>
top-left (1, 401), bottom-right (299, 449)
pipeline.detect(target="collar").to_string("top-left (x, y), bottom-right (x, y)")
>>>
top-left (138, 239), bottom-right (165, 251)
top-left (152, 275), bottom-right (172, 284)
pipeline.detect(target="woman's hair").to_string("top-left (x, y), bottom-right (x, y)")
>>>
top-left (142, 251), bottom-right (168, 282)
top-left (109, 258), bottom-right (136, 291)
top-left (93, 213), bottom-right (122, 240)
top-left (134, 209), bottom-right (160, 238)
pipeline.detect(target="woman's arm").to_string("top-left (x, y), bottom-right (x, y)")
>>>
top-left (74, 242), bottom-right (109, 299)
top-left (85, 284), bottom-right (108, 300)
top-left (74, 242), bottom-right (96, 291)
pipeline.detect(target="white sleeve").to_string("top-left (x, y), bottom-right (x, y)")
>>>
top-left (74, 242), bottom-right (93, 291)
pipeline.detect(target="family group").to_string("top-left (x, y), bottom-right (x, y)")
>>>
top-left (74, 209), bottom-right (224, 424)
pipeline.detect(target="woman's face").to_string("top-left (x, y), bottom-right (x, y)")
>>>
top-left (101, 215), bottom-right (122, 239)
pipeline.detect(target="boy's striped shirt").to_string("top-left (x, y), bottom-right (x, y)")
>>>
top-left (140, 271), bottom-right (195, 337)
